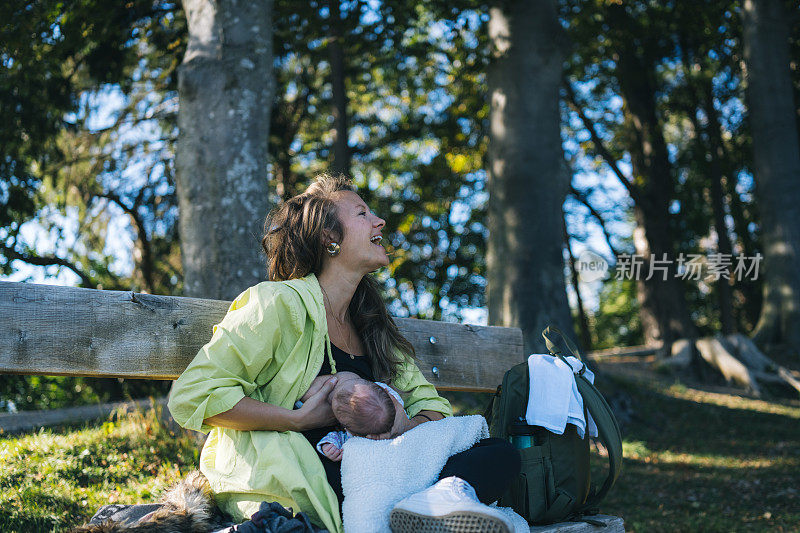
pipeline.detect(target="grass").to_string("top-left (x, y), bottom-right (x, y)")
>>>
top-left (0, 405), bottom-right (199, 532)
top-left (1, 376), bottom-right (798, 532)
top-left (596, 374), bottom-right (800, 532)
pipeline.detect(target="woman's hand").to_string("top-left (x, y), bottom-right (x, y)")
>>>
top-left (300, 374), bottom-right (334, 402)
top-left (365, 393), bottom-right (413, 440)
top-left (293, 376), bottom-right (338, 431)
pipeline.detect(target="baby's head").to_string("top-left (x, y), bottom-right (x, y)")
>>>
top-left (330, 372), bottom-right (396, 437)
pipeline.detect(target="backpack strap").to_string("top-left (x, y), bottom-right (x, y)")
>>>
top-left (483, 385), bottom-right (501, 427)
top-left (542, 325), bottom-right (583, 360)
top-left (542, 324), bottom-right (623, 510)
top-left (574, 373), bottom-right (623, 509)
top-left (542, 326), bottom-right (591, 379)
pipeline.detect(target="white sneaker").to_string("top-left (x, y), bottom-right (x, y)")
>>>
top-left (389, 476), bottom-right (515, 533)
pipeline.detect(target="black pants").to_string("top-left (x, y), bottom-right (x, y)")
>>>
top-left (317, 437), bottom-right (521, 509)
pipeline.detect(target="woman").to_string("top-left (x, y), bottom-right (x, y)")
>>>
top-left (167, 174), bottom-right (520, 533)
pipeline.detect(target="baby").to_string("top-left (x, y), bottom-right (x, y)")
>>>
top-left (299, 371), bottom-right (407, 462)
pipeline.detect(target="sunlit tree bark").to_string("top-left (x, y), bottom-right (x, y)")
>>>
top-left (176, 0), bottom-right (274, 299)
top-left (486, 0), bottom-right (573, 353)
top-left (742, 0), bottom-right (800, 353)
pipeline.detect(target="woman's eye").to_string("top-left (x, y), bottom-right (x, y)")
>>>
top-left (359, 212), bottom-right (367, 216)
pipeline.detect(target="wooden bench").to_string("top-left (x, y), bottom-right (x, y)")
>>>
top-left (0, 281), bottom-right (624, 532)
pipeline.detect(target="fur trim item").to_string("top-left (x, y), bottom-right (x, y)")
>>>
top-left (71, 471), bottom-right (218, 533)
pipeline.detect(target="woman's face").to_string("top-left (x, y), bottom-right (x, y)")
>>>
top-left (329, 190), bottom-right (388, 273)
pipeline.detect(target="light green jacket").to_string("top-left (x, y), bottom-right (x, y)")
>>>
top-left (167, 274), bottom-right (452, 532)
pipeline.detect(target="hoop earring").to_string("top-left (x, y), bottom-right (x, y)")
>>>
top-left (326, 242), bottom-right (341, 256)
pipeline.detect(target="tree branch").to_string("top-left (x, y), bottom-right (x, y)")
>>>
top-left (46, 136), bottom-right (177, 175)
top-left (86, 107), bottom-right (177, 136)
top-left (2, 245), bottom-right (95, 288)
top-left (96, 189), bottom-right (156, 293)
top-left (563, 81), bottom-right (643, 205)
top-left (568, 185), bottom-right (623, 258)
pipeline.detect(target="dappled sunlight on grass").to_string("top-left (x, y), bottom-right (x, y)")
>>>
top-left (594, 370), bottom-right (800, 533)
top-left (664, 382), bottom-right (800, 419)
top-left (0, 404), bottom-right (199, 532)
top-left (623, 438), bottom-right (798, 469)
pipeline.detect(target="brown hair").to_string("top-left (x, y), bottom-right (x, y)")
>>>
top-left (262, 173), bottom-right (416, 382)
top-left (332, 380), bottom-right (396, 436)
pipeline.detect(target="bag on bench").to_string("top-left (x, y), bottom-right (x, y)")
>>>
top-left (485, 326), bottom-right (622, 526)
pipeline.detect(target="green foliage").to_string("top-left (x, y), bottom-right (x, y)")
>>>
top-left (559, 0), bottom-right (792, 341)
top-left (0, 0), bottom-right (185, 293)
top-left (269, 1), bottom-right (491, 321)
top-left (0, 376), bottom-right (101, 412)
top-left (4, 0), bottom-right (493, 321)
top-left (0, 375), bottom-right (170, 412)
top-left (0, 406), bottom-right (198, 532)
top-left (4, 0), bottom-right (799, 415)
top-left (1, 1), bottom-right (185, 406)
top-left (591, 277), bottom-right (644, 349)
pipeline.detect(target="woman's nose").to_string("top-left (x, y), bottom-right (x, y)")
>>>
top-left (374, 214), bottom-right (385, 229)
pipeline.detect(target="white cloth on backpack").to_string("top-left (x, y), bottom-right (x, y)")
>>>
top-left (340, 415), bottom-right (489, 533)
top-left (525, 354), bottom-right (598, 439)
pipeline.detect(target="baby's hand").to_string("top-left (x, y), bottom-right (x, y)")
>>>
top-left (321, 443), bottom-right (343, 462)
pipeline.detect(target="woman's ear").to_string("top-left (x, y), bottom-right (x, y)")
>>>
top-left (322, 228), bottom-right (337, 247)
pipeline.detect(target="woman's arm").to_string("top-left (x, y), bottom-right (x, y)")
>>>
top-left (169, 285), bottom-right (331, 434)
top-left (205, 376), bottom-right (338, 432)
top-left (409, 409), bottom-right (445, 428)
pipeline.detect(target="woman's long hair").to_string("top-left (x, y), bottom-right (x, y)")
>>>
top-left (262, 174), bottom-right (415, 382)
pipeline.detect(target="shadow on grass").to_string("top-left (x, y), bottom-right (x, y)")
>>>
top-left (441, 375), bottom-right (800, 531)
top-left (0, 487), bottom-right (83, 533)
top-left (614, 380), bottom-right (800, 458)
top-left (596, 376), bottom-right (800, 532)
top-left (602, 455), bottom-right (799, 533)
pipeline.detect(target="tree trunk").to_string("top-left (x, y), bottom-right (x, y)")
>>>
top-left (328, 0), bottom-right (350, 176)
top-left (702, 83), bottom-right (737, 335)
top-left (563, 217), bottom-right (592, 352)
top-left (176, 0), bottom-right (275, 299)
top-left (742, 0), bottom-right (800, 353)
top-left (676, 36), bottom-right (738, 335)
top-left (631, 215), bottom-right (664, 347)
top-left (486, 0), bottom-right (573, 354)
top-left (727, 170), bottom-right (762, 329)
top-left (610, 8), bottom-right (697, 352)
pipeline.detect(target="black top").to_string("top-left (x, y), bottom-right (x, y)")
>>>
top-left (319, 342), bottom-right (374, 381)
top-left (302, 343), bottom-right (374, 445)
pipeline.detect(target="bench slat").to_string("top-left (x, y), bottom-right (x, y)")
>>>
top-left (1, 282), bottom-right (523, 392)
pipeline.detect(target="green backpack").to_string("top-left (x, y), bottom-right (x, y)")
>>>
top-left (485, 326), bottom-right (623, 525)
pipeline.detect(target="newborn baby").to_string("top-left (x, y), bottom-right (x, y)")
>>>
top-left (306, 371), bottom-right (408, 462)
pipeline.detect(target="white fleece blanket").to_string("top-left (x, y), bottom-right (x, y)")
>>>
top-left (339, 415), bottom-right (489, 533)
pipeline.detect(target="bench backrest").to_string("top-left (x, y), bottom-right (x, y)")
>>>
top-left (0, 282), bottom-right (524, 392)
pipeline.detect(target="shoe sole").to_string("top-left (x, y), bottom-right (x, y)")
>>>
top-left (389, 508), bottom-right (512, 533)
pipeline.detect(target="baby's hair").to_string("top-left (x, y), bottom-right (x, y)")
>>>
top-left (332, 381), bottom-right (396, 436)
